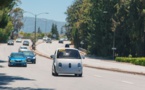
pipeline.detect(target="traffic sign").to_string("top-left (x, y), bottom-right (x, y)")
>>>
top-left (112, 47), bottom-right (116, 50)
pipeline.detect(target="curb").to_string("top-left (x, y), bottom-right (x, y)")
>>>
top-left (34, 50), bottom-right (52, 59)
top-left (84, 64), bottom-right (145, 76)
top-left (30, 41), bottom-right (52, 59)
top-left (33, 41), bottom-right (145, 76)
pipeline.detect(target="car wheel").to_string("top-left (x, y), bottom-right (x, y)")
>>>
top-left (52, 72), bottom-right (55, 76)
top-left (33, 60), bottom-right (36, 64)
top-left (79, 74), bottom-right (82, 77)
top-left (8, 64), bottom-right (11, 67)
top-left (52, 66), bottom-right (58, 76)
top-left (24, 65), bottom-right (27, 67)
top-left (75, 74), bottom-right (82, 77)
top-left (8, 62), bottom-right (11, 67)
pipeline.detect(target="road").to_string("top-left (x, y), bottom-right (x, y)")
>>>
top-left (0, 40), bottom-right (145, 90)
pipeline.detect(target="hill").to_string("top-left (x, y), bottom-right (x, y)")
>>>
top-left (22, 17), bottom-right (66, 33)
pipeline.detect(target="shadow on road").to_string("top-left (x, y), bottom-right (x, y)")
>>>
top-left (0, 87), bottom-right (55, 90)
top-left (0, 73), bottom-right (55, 90)
top-left (53, 74), bottom-right (83, 78)
top-left (0, 60), bottom-right (7, 63)
top-left (0, 73), bottom-right (34, 85)
top-left (0, 60), bottom-right (7, 68)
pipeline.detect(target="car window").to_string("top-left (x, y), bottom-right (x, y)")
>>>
top-left (22, 51), bottom-right (34, 56)
top-left (21, 47), bottom-right (27, 49)
top-left (57, 49), bottom-right (81, 59)
top-left (8, 40), bottom-right (13, 42)
top-left (11, 54), bottom-right (25, 58)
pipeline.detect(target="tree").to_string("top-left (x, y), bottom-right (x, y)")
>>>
top-left (51, 23), bottom-right (59, 40)
top-left (37, 27), bottom-right (42, 33)
top-left (10, 7), bottom-right (23, 32)
top-left (66, 0), bottom-right (145, 57)
top-left (54, 24), bottom-right (59, 40)
top-left (0, 0), bottom-right (21, 42)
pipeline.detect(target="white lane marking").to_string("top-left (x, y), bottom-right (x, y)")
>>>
top-left (94, 75), bottom-right (102, 78)
top-left (121, 80), bottom-right (134, 85)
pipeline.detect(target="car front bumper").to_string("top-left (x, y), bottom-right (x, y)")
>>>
top-left (56, 67), bottom-right (83, 74)
top-left (26, 58), bottom-right (36, 62)
top-left (9, 62), bottom-right (27, 66)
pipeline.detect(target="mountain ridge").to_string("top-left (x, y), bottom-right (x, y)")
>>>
top-left (22, 17), bottom-right (66, 33)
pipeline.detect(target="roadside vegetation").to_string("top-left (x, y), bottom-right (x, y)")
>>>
top-left (116, 57), bottom-right (145, 66)
top-left (18, 23), bottom-right (60, 41)
top-left (0, 0), bottom-right (23, 42)
top-left (66, 0), bottom-right (145, 58)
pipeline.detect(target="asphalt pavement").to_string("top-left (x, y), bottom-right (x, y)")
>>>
top-left (35, 40), bottom-right (145, 76)
top-left (1, 39), bottom-right (145, 90)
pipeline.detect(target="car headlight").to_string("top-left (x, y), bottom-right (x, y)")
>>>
top-left (10, 60), bottom-right (14, 62)
top-left (22, 60), bottom-right (27, 62)
top-left (33, 57), bottom-right (36, 59)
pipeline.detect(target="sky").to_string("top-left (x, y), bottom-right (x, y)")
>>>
top-left (19, 0), bottom-right (74, 22)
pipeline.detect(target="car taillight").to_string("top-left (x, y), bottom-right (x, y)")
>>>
top-left (58, 63), bottom-right (62, 67)
top-left (78, 63), bottom-right (81, 67)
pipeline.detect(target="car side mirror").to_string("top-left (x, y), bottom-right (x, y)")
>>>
top-left (50, 55), bottom-right (54, 59)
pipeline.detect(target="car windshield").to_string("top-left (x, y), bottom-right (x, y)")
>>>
top-left (57, 49), bottom-right (81, 59)
top-left (17, 38), bottom-right (21, 40)
top-left (20, 47), bottom-right (27, 49)
top-left (22, 51), bottom-right (34, 56)
top-left (8, 40), bottom-right (13, 42)
top-left (24, 41), bottom-right (28, 43)
top-left (11, 54), bottom-right (24, 58)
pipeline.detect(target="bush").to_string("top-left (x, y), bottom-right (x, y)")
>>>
top-left (115, 57), bottom-right (145, 66)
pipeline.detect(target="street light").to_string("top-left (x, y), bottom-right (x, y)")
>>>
top-left (103, 10), bottom-right (116, 59)
top-left (43, 19), bottom-right (47, 35)
top-left (24, 11), bottom-right (48, 44)
top-left (112, 31), bottom-right (116, 60)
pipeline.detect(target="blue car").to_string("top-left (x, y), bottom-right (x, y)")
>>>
top-left (20, 51), bottom-right (36, 64)
top-left (8, 52), bottom-right (27, 67)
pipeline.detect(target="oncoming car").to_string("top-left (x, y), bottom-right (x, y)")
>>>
top-left (20, 50), bottom-right (36, 64)
top-left (8, 52), bottom-right (27, 67)
top-left (23, 40), bottom-right (29, 46)
top-left (18, 46), bottom-right (28, 52)
top-left (16, 38), bottom-right (22, 43)
top-left (7, 39), bottom-right (14, 45)
top-left (51, 48), bottom-right (84, 77)
top-left (46, 38), bottom-right (52, 43)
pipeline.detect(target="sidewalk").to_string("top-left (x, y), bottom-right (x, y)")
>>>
top-left (34, 41), bottom-right (145, 76)
top-left (83, 57), bottom-right (145, 75)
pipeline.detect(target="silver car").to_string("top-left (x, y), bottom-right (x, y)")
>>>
top-left (18, 46), bottom-right (28, 52)
top-left (16, 38), bottom-right (22, 43)
top-left (7, 40), bottom-right (14, 45)
top-left (51, 48), bottom-right (83, 77)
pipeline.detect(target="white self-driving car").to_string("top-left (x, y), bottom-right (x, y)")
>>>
top-left (51, 48), bottom-right (84, 77)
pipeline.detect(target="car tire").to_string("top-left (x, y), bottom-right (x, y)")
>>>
top-left (75, 74), bottom-right (82, 77)
top-left (8, 62), bottom-right (11, 67)
top-left (79, 74), bottom-right (82, 77)
top-left (24, 65), bottom-right (27, 67)
top-left (52, 66), bottom-right (58, 76)
top-left (52, 72), bottom-right (55, 76)
top-left (33, 60), bottom-right (36, 64)
top-left (8, 64), bottom-right (11, 67)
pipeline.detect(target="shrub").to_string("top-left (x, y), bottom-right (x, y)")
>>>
top-left (115, 57), bottom-right (145, 66)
